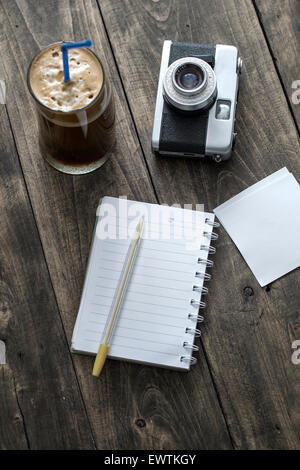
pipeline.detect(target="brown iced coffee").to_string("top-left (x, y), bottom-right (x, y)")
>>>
top-left (27, 42), bottom-right (115, 174)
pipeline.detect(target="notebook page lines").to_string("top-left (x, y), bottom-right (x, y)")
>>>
top-left (79, 225), bottom-right (203, 366)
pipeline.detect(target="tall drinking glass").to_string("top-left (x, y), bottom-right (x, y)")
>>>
top-left (27, 42), bottom-right (115, 174)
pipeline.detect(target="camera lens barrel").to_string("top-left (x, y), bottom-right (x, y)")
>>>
top-left (163, 57), bottom-right (217, 112)
top-left (173, 63), bottom-right (207, 94)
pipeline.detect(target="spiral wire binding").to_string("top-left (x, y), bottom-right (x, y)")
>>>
top-left (183, 342), bottom-right (199, 351)
top-left (184, 216), bottom-right (218, 367)
top-left (193, 285), bottom-right (209, 295)
top-left (186, 327), bottom-right (202, 337)
top-left (198, 258), bottom-right (214, 267)
top-left (205, 218), bottom-right (220, 228)
top-left (200, 245), bottom-right (216, 254)
top-left (180, 356), bottom-right (197, 365)
top-left (195, 271), bottom-right (211, 281)
top-left (204, 231), bottom-right (219, 240)
top-left (188, 313), bottom-right (204, 322)
top-left (191, 299), bottom-right (206, 309)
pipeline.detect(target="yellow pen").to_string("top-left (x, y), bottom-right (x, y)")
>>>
top-left (92, 216), bottom-right (144, 376)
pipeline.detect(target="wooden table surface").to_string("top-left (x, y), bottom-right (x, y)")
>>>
top-left (0, 0), bottom-right (299, 450)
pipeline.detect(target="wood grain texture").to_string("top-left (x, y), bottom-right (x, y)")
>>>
top-left (0, 366), bottom-right (28, 449)
top-left (255, 0), bottom-right (300, 129)
top-left (0, 104), bottom-right (94, 449)
top-left (99, 0), bottom-right (300, 449)
top-left (0, 341), bottom-right (5, 364)
top-left (0, 0), bottom-right (232, 449)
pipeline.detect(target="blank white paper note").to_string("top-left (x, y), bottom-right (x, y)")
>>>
top-left (214, 169), bottom-right (300, 286)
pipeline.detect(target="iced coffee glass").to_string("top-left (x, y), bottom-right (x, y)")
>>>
top-left (27, 42), bottom-right (115, 174)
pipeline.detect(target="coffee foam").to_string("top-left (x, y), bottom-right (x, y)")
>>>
top-left (29, 44), bottom-right (103, 111)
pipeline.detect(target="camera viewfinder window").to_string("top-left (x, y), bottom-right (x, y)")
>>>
top-left (216, 100), bottom-right (231, 120)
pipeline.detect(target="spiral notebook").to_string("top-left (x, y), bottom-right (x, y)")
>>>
top-left (71, 197), bottom-right (218, 370)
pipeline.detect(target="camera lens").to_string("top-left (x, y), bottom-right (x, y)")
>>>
top-left (163, 57), bottom-right (217, 112)
top-left (175, 63), bottom-right (204, 91)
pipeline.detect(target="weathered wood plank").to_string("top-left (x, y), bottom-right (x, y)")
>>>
top-left (0, 365), bottom-right (28, 449)
top-left (255, 0), bottom-right (300, 129)
top-left (0, 0), bottom-right (232, 449)
top-left (0, 104), bottom-right (94, 449)
top-left (0, 341), bottom-right (5, 365)
top-left (99, 0), bottom-right (300, 449)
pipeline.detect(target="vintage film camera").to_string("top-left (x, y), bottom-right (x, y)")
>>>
top-left (152, 41), bottom-right (242, 161)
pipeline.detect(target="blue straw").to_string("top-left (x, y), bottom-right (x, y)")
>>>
top-left (61, 40), bottom-right (92, 83)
